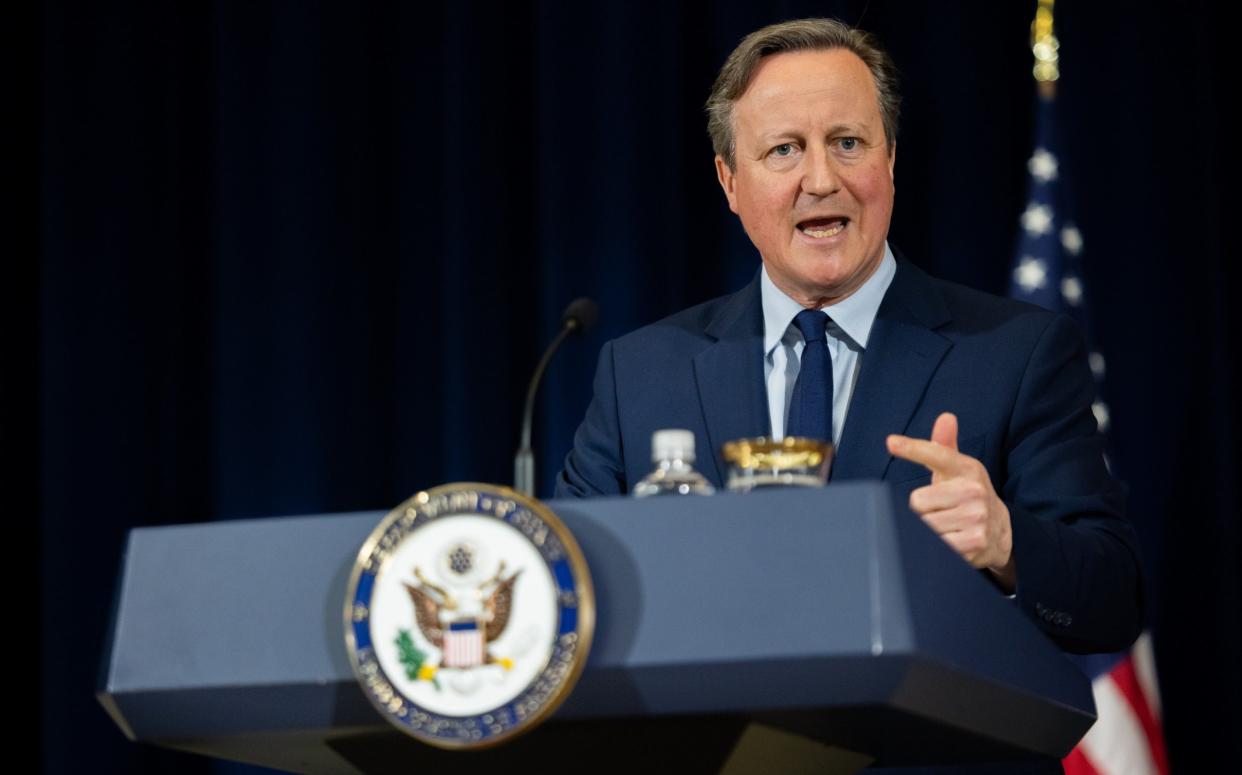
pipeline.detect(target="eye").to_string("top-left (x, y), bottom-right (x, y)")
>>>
top-left (838, 137), bottom-right (861, 151)
top-left (771, 143), bottom-right (796, 157)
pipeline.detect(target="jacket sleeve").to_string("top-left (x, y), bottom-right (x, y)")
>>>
top-left (555, 340), bottom-right (627, 498)
top-left (1004, 312), bottom-right (1144, 653)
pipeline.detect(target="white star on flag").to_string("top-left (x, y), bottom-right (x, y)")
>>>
top-left (1014, 257), bottom-right (1048, 292)
top-left (1061, 225), bottom-right (1084, 255)
top-left (1028, 148), bottom-right (1059, 182)
top-left (1061, 275), bottom-right (1083, 306)
top-left (1021, 203), bottom-right (1054, 236)
top-left (1089, 352), bottom-right (1106, 379)
top-left (1092, 401), bottom-right (1110, 432)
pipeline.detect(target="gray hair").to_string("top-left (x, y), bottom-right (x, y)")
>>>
top-left (706, 18), bottom-right (900, 168)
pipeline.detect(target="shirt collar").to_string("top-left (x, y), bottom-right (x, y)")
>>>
top-left (761, 243), bottom-right (897, 356)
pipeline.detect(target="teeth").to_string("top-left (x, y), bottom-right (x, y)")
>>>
top-left (804, 222), bottom-right (845, 238)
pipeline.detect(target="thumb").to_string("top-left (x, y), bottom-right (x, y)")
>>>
top-left (931, 412), bottom-right (959, 451)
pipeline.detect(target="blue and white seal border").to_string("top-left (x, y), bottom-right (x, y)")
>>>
top-left (344, 483), bottom-right (595, 749)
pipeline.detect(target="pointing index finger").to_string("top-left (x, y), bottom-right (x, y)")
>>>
top-left (887, 434), bottom-right (968, 477)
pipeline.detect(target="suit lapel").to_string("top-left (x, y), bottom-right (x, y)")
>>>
top-left (833, 258), bottom-right (954, 481)
top-left (692, 277), bottom-right (769, 485)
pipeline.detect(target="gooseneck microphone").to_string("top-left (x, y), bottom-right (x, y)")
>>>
top-left (515, 298), bottom-right (599, 497)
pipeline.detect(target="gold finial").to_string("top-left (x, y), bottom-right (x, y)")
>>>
top-left (1031, 0), bottom-right (1059, 90)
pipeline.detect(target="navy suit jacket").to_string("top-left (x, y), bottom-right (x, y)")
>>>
top-left (556, 257), bottom-right (1142, 655)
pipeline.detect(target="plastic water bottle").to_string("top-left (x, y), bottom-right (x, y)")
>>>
top-left (632, 429), bottom-right (716, 497)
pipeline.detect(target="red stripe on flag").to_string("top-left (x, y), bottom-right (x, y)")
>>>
top-left (1063, 745), bottom-right (1103, 775)
top-left (1110, 656), bottom-right (1170, 775)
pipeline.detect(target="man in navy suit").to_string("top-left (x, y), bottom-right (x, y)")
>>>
top-left (555, 19), bottom-right (1141, 655)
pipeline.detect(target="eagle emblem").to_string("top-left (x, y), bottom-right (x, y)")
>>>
top-left (402, 550), bottom-right (523, 678)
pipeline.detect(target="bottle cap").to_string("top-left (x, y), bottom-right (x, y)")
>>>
top-left (651, 429), bottom-right (696, 463)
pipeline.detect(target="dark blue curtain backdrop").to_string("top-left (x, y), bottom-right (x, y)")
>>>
top-left (37, 1), bottom-right (1239, 772)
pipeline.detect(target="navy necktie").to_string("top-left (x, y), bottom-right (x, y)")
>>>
top-left (786, 309), bottom-right (833, 444)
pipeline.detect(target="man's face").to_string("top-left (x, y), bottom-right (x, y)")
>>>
top-left (716, 48), bottom-right (896, 308)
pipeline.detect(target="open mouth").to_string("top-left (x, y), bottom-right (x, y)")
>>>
top-left (797, 217), bottom-right (848, 239)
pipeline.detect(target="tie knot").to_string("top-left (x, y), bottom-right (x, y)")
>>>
top-left (793, 309), bottom-right (829, 344)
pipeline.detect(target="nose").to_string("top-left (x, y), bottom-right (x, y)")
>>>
top-left (801, 143), bottom-right (841, 197)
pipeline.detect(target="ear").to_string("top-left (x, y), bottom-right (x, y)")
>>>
top-left (715, 155), bottom-right (740, 215)
top-left (887, 142), bottom-right (897, 180)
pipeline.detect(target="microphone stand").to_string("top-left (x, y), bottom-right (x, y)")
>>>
top-left (514, 301), bottom-right (595, 497)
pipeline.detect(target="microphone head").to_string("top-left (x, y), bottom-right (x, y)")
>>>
top-left (561, 297), bottom-right (599, 334)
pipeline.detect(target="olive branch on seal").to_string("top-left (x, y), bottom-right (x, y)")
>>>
top-left (395, 629), bottom-right (440, 690)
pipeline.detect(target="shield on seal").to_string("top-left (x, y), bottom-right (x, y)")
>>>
top-left (442, 619), bottom-right (485, 668)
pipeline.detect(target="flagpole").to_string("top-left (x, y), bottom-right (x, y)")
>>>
top-left (1031, 0), bottom-right (1059, 98)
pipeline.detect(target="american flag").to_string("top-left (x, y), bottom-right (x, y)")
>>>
top-left (442, 620), bottom-right (485, 668)
top-left (1009, 89), bottom-right (1169, 775)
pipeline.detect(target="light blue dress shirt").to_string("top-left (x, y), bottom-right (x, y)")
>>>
top-left (761, 244), bottom-right (897, 445)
